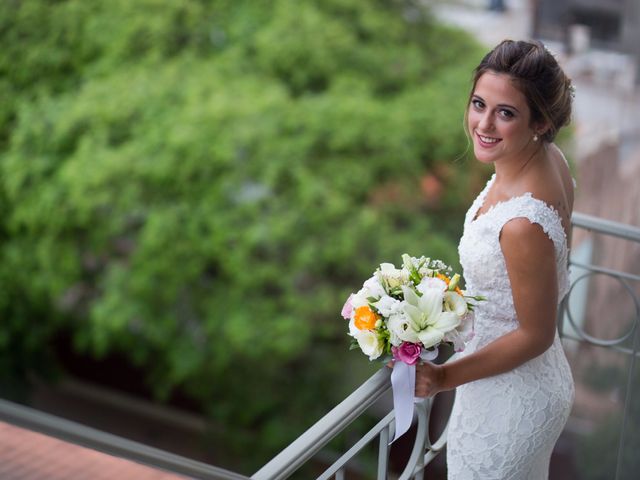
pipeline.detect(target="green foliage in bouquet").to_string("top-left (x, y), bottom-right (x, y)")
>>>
top-left (0, 0), bottom-right (485, 471)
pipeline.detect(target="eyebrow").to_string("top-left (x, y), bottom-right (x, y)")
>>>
top-left (472, 94), bottom-right (520, 113)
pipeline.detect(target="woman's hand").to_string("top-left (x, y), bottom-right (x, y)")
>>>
top-left (415, 362), bottom-right (446, 397)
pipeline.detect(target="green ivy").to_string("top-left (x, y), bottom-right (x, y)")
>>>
top-left (0, 0), bottom-right (486, 471)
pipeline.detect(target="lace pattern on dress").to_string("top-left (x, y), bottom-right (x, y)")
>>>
top-left (447, 174), bottom-right (575, 480)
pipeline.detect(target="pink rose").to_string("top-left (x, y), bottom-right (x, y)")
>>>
top-left (392, 342), bottom-right (422, 365)
top-left (341, 294), bottom-right (354, 319)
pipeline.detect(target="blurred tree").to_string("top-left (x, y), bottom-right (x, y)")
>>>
top-left (0, 0), bottom-right (486, 471)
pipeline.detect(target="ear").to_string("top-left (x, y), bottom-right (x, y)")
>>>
top-left (533, 120), bottom-right (551, 138)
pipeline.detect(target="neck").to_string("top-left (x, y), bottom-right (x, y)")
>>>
top-left (493, 142), bottom-right (546, 184)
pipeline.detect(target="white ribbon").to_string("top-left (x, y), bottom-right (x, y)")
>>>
top-left (390, 361), bottom-right (416, 443)
top-left (389, 349), bottom-right (439, 443)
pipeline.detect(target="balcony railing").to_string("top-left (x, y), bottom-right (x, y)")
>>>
top-left (0, 211), bottom-right (638, 479)
top-left (559, 212), bottom-right (640, 480)
top-left (251, 364), bottom-right (453, 480)
top-left (253, 211), bottom-right (640, 479)
top-left (0, 399), bottom-right (249, 480)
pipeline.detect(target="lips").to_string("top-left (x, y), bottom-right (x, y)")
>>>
top-left (475, 131), bottom-right (502, 148)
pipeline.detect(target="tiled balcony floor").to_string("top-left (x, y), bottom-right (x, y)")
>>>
top-left (0, 421), bottom-right (189, 480)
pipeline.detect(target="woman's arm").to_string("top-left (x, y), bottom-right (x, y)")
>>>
top-left (415, 218), bottom-right (559, 397)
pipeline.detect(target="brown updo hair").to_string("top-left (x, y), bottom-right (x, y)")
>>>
top-left (469, 39), bottom-right (573, 143)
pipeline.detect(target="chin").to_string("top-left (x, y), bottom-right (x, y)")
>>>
top-left (473, 144), bottom-right (498, 164)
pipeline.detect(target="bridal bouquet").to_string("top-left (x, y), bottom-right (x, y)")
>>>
top-left (342, 254), bottom-right (480, 363)
top-left (341, 254), bottom-right (483, 441)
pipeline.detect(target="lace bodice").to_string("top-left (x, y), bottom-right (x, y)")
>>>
top-left (447, 174), bottom-right (575, 480)
top-left (458, 173), bottom-right (570, 346)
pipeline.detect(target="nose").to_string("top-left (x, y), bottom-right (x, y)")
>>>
top-left (478, 111), bottom-right (494, 132)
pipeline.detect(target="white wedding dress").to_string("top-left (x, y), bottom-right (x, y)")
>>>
top-left (447, 174), bottom-right (574, 479)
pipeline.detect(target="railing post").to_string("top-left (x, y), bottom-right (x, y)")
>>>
top-left (377, 425), bottom-right (390, 479)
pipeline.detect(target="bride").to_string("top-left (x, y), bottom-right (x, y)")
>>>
top-left (415, 40), bottom-right (575, 479)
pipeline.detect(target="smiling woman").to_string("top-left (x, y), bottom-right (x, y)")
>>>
top-left (414, 39), bottom-right (576, 480)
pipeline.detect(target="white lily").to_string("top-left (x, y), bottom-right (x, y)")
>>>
top-left (402, 285), bottom-right (461, 349)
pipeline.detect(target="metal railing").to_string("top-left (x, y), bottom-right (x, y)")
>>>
top-left (0, 399), bottom-right (249, 480)
top-left (251, 360), bottom-right (455, 480)
top-left (253, 211), bottom-right (640, 479)
top-left (559, 212), bottom-right (640, 480)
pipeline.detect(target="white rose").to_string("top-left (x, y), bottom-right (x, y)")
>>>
top-left (354, 330), bottom-right (384, 360)
top-left (388, 328), bottom-right (402, 347)
top-left (363, 275), bottom-right (386, 299)
top-left (374, 295), bottom-right (402, 318)
top-left (350, 289), bottom-right (370, 309)
top-left (387, 310), bottom-right (420, 345)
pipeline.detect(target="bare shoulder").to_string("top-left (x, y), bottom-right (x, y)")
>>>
top-left (500, 218), bottom-right (556, 259)
top-left (499, 218), bottom-right (557, 306)
top-left (521, 144), bottom-right (574, 235)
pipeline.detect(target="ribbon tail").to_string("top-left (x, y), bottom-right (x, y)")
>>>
top-left (390, 361), bottom-right (416, 443)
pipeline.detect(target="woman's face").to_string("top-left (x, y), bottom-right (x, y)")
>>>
top-left (467, 71), bottom-right (538, 165)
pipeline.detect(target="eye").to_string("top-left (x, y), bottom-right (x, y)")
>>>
top-left (471, 99), bottom-right (484, 110)
top-left (499, 109), bottom-right (515, 119)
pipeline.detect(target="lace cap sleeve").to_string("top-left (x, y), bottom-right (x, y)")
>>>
top-left (493, 194), bottom-right (568, 259)
top-left (492, 194), bottom-right (571, 298)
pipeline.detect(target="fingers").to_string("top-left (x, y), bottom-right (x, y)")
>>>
top-left (415, 362), bottom-right (440, 397)
top-left (388, 361), bottom-right (443, 397)
top-left (415, 378), bottom-right (433, 397)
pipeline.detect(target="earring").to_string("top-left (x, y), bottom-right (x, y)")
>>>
top-left (533, 134), bottom-right (539, 142)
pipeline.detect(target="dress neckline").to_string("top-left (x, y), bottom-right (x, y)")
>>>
top-left (471, 174), bottom-right (505, 223)
top-left (470, 174), bottom-right (570, 247)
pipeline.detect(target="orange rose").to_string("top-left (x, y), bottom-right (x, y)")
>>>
top-left (354, 305), bottom-right (379, 330)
